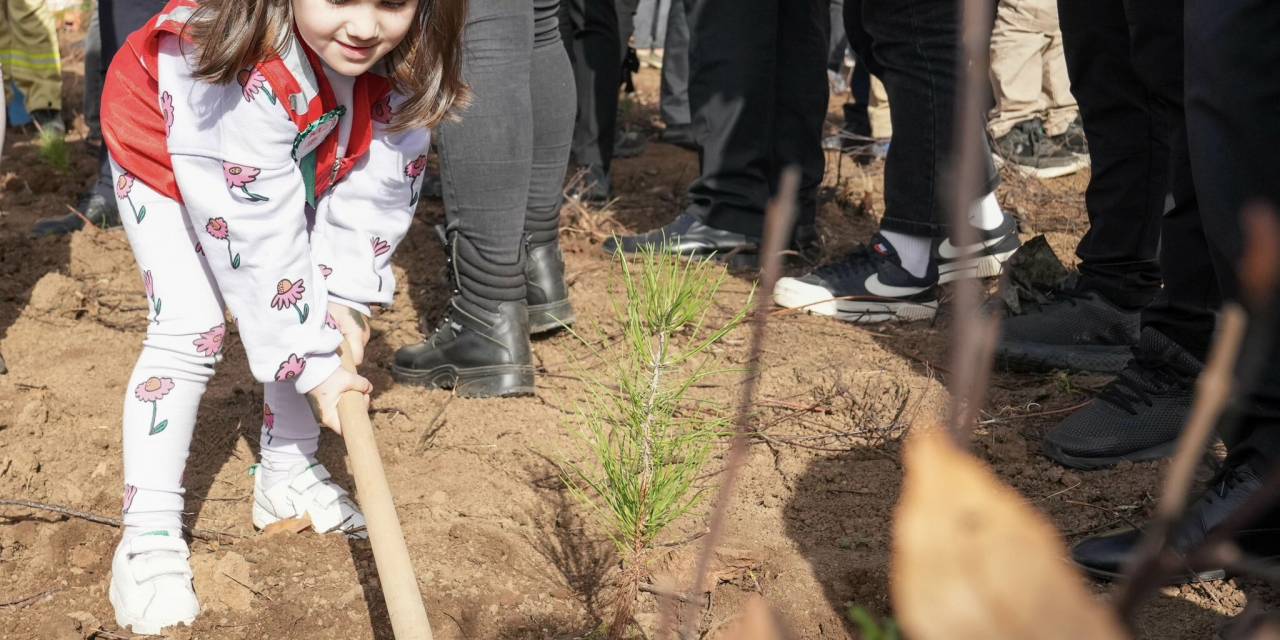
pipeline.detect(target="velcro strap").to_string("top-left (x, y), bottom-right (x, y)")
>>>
top-left (302, 482), bottom-right (345, 508)
top-left (129, 535), bottom-right (190, 557)
top-left (287, 463), bottom-right (332, 494)
top-left (132, 555), bottom-right (194, 583)
top-left (309, 496), bottom-right (357, 533)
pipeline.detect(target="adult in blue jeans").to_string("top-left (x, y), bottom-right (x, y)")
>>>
top-left (392, 0), bottom-right (577, 398)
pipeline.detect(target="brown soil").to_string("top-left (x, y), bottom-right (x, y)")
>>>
top-left (0, 32), bottom-right (1257, 640)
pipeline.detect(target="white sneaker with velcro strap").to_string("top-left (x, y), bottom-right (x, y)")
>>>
top-left (109, 531), bottom-right (200, 634)
top-left (252, 462), bottom-right (367, 538)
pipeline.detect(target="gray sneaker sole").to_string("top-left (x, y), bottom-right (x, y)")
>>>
top-left (997, 340), bottom-right (1133, 374)
top-left (1041, 437), bottom-right (1178, 471)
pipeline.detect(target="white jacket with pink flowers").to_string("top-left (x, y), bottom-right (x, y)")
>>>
top-left (155, 34), bottom-right (430, 393)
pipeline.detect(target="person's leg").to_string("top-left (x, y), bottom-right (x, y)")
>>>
top-left (828, 0), bottom-right (848, 72)
top-left (987, 0), bottom-right (1050, 139)
top-left (84, 7), bottom-right (103, 144)
top-left (1037, 2), bottom-right (1077, 138)
top-left (1038, 0), bottom-right (1214, 468)
top-left (392, 0), bottom-right (537, 397)
top-left (770, 0), bottom-right (828, 229)
top-left (658, 0), bottom-right (691, 131)
top-left (110, 159), bottom-right (219, 632)
top-left (1, 0), bottom-right (62, 126)
top-left (561, 0), bottom-right (621, 196)
top-left (524, 0), bottom-right (578, 333)
top-left (1071, 0), bottom-right (1280, 586)
top-left (680, 0), bottom-right (778, 237)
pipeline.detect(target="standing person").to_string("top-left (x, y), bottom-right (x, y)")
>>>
top-left (1070, 0), bottom-right (1280, 582)
top-left (0, 0), bottom-right (63, 135)
top-left (559, 0), bottom-right (622, 202)
top-left (391, 0), bottom-right (577, 397)
top-left (32, 0), bottom-right (168, 237)
top-left (1001, 2), bottom-right (1208, 468)
top-left (98, 0), bottom-right (466, 632)
top-left (770, 0), bottom-right (1021, 323)
top-left (605, 0), bottom-right (830, 265)
top-left (987, 0), bottom-right (1085, 179)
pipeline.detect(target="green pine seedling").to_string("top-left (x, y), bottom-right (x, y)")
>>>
top-left (560, 243), bottom-right (752, 639)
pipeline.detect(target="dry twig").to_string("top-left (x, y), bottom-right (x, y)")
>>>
top-left (0, 498), bottom-right (243, 542)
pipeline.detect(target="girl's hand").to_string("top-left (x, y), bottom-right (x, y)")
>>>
top-left (328, 302), bottom-right (372, 365)
top-left (306, 367), bottom-right (372, 434)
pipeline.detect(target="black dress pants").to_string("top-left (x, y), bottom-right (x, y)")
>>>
top-left (1183, 0), bottom-right (1280, 470)
top-left (682, 0), bottom-right (828, 237)
top-left (560, 0), bottom-right (622, 174)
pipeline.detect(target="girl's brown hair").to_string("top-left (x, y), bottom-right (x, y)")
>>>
top-left (186, 0), bottom-right (469, 131)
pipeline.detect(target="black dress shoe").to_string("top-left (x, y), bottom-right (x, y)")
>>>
top-left (392, 300), bottom-right (535, 397)
top-left (659, 124), bottom-right (697, 151)
top-left (603, 212), bottom-right (758, 257)
top-left (526, 238), bottom-right (575, 334)
top-left (1071, 462), bottom-right (1280, 583)
top-left (32, 192), bottom-right (121, 237)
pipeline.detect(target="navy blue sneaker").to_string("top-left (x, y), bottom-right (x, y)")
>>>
top-left (773, 234), bottom-right (939, 323)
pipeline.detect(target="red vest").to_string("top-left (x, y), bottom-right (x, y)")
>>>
top-left (102, 0), bottom-right (392, 205)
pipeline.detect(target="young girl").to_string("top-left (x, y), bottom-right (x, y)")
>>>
top-left (99, 0), bottom-right (465, 632)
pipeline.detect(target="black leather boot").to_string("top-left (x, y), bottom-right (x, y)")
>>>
top-left (392, 229), bottom-right (535, 397)
top-left (526, 237), bottom-right (575, 334)
top-left (392, 299), bottom-right (535, 397)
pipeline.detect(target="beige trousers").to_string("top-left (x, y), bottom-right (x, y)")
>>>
top-left (0, 0), bottom-right (63, 112)
top-left (868, 76), bottom-right (892, 139)
top-left (987, 0), bottom-right (1075, 138)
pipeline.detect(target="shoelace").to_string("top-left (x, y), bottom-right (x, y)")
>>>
top-left (1097, 351), bottom-right (1193, 414)
top-left (813, 245), bottom-right (885, 283)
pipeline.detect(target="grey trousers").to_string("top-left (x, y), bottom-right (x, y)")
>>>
top-left (435, 0), bottom-right (576, 310)
top-left (659, 0), bottom-right (690, 128)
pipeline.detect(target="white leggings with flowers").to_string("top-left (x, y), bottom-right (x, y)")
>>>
top-left (112, 158), bottom-right (321, 536)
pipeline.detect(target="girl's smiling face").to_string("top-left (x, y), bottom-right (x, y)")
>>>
top-left (292, 0), bottom-right (419, 76)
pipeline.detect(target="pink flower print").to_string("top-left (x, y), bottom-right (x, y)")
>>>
top-left (263, 403), bottom-right (276, 444)
top-left (159, 91), bottom-right (174, 135)
top-left (236, 68), bottom-right (276, 104)
top-left (142, 270), bottom-right (161, 323)
top-left (371, 236), bottom-right (392, 291)
top-left (135, 376), bottom-right (176, 435)
top-left (117, 173), bottom-right (147, 223)
top-left (205, 217), bottom-right (241, 269)
top-left (193, 323), bottom-right (226, 357)
top-left (371, 94), bottom-right (394, 124)
top-left (319, 264), bottom-right (333, 279)
top-left (271, 278), bottom-right (310, 324)
top-left (275, 354), bottom-right (306, 382)
top-left (405, 154), bottom-right (427, 207)
top-left (123, 484), bottom-right (138, 513)
top-left (223, 162), bottom-right (270, 202)
top-left (325, 312), bottom-right (339, 330)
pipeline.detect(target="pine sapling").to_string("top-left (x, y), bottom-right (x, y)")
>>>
top-left (560, 245), bottom-right (751, 639)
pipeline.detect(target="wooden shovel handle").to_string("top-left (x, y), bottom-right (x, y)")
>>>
top-left (337, 345), bottom-right (433, 640)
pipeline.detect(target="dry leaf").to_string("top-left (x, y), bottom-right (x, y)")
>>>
top-left (713, 596), bottom-right (785, 640)
top-left (892, 429), bottom-right (1127, 640)
top-left (262, 515), bottom-right (312, 537)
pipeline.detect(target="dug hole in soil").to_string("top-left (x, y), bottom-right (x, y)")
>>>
top-left (0, 28), bottom-right (1256, 640)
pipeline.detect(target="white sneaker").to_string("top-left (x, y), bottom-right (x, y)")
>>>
top-left (109, 531), bottom-right (200, 634)
top-left (252, 462), bottom-right (367, 538)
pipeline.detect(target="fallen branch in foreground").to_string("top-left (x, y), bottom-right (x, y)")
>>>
top-left (0, 498), bottom-right (243, 542)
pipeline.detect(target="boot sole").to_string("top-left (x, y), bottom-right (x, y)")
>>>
top-left (1071, 560), bottom-right (1226, 584)
top-left (391, 363), bottom-right (535, 398)
top-left (1041, 438), bottom-right (1178, 471)
top-left (997, 340), bottom-right (1133, 374)
top-left (529, 298), bottom-right (576, 335)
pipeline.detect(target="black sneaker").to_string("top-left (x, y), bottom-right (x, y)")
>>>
top-left (31, 191), bottom-right (121, 237)
top-left (772, 234), bottom-right (939, 323)
top-left (1071, 461), bottom-right (1280, 583)
top-left (996, 288), bottom-right (1140, 373)
top-left (993, 119), bottom-right (1087, 179)
top-left (932, 212), bottom-right (1021, 283)
top-left (1052, 116), bottom-right (1088, 157)
top-left (613, 129), bottom-right (647, 159)
top-left (1042, 328), bottom-right (1202, 469)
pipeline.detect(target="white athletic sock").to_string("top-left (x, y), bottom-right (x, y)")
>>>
top-left (879, 230), bottom-right (933, 279)
top-left (968, 192), bottom-right (1005, 231)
